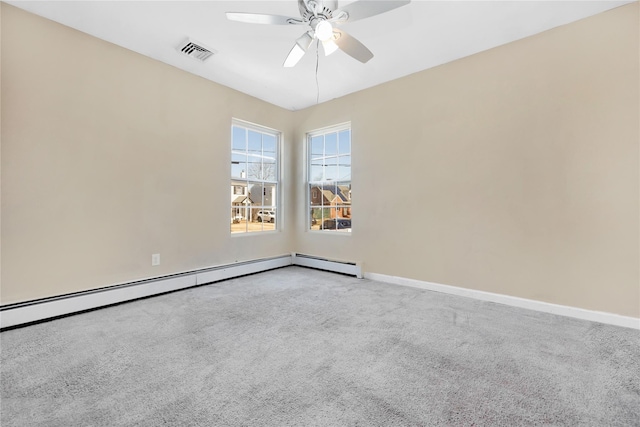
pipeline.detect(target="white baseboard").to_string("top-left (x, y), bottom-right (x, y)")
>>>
top-left (0, 255), bottom-right (292, 330)
top-left (196, 256), bottom-right (292, 285)
top-left (5, 258), bottom-right (635, 331)
top-left (364, 272), bottom-right (640, 330)
top-left (292, 253), bottom-right (363, 278)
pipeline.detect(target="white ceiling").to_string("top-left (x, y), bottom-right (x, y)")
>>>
top-left (7, 0), bottom-right (633, 110)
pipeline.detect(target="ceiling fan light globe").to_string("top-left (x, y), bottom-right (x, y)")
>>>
top-left (315, 20), bottom-right (334, 42)
top-left (283, 32), bottom-right (313, 67)
top-left (322, 39), bottom-right (339, 56)
top-left (284, 45), bottom-right (306, 67)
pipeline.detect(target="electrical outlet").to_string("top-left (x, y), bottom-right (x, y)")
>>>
top-left (151, 254), bottom-right (160, 266)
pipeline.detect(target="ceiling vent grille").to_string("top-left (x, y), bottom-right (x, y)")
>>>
top-left (177, 38), bottom-right (215, 62)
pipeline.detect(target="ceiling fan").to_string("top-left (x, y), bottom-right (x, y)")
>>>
top-left (226, 0), bottom-right (411, 67)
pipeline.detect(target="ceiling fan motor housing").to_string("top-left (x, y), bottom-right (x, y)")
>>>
top-left (301, 0), bottom-right (335, 21)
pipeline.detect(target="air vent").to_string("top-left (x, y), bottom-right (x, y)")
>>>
top-left (177, 38), bottom-right (215, 62)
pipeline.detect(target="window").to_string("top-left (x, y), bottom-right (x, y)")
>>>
top-left (308, 124), bottom-right (351, 232)
top-left (231, 120), bottom-right (279, 233)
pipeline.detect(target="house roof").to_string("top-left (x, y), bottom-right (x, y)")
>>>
top-left (336, 186), bottom-right (351, 202)
top-left (322, 190), bottom-right (338, 202)
top-left (232, 196), bottom-right (252, 204)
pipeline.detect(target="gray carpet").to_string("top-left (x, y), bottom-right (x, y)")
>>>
top-left (1, 266), bottom-right (639, 426)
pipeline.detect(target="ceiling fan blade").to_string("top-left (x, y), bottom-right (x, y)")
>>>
top-left (226, 12), bottom-right (304, 25)
top-left (333, 29), bottom-right (374, 63)
top-left (334, 0), bottom-right (410, 23)
top-left (283, 32), bottom-right (314, 67)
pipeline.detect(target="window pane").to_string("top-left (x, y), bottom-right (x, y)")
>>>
top-left (231, 181), bottom-right (250, 234)
top-left (325, 132), bottom-right (337, 156)
top-left (261, 207), bottom-right (276, 231)
top-left (246, 156), bottom-right (263, 180)
top-left (248, 130), bottom-right (262, 156)
top-left (338, 155), bottom-right (351, 181)
top-left (335, 184), bottom-right (349, 204)
top-left (248, 183), bottom-right (264, 206)
top-left (311, 136), bottom-right (324, 157)
top-left (309, 184), bottom-right (322, 206)
top-left (323, 161), bottom-right (338, 182)
top-left (232, 126), bottom-right (246, 151)
top-left (338, 130), bottom-right (351, 154)
top-left (335, 204), bottom-right (351, 218)
top-left (310, 160), bottom-right (323, 182)
top-left (248, 216), bottom-right (263, 232)
top-left (231, 153), bottom-right (247, 178)
top-left (263, 134), bottom-right (276, 157)
top-left (232, 183), bottom-right (248, 197)
top-left (336, 209), bottom-right (352, 232)
top-left (263, 183), bottom-right (277, 208)
top-left (320, 182), bottom-right (337, 209)
top-left (262, 157), bottom-right (277, 181)
top-left (310, 207), bottom-right (329, 230)
top-left (231, 208), bottom-right (247, 233)
top-left (246, 206), bottom-right (261, 232)
top-left (324, 182), bottom-right (338, 197)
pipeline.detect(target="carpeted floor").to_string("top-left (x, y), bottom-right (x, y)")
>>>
top-left (1, 266), bottom-right (639, 426)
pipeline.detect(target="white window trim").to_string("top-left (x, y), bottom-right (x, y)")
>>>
top-left (306, 122), bottom-right (352, 235)
top-left (231, 118), bottom-right (282, 235)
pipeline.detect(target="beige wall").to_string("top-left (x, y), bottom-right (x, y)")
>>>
top-left (1, 4), bottom-right (294, 304)
top-left (293, 3), bottom-right (639, 317)
top-left (2, 3), bottom-right (638, 318)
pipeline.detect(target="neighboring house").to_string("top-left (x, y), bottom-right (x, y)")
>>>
top-left (231, 182), bottom-right (277, 222)
top-left (249, 184), bottom-right (276, 208)
top-left (231, 181), bottom-right (251, 221)
top-left (337, 185), bottom-right (351, 204)
top-left (310, 184), bottom-right (351, 219)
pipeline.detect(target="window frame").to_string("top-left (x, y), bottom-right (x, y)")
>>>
top-left (306, 122), bottom-right (352, 234)
top-left (230, 118), bottom-right (281, 235)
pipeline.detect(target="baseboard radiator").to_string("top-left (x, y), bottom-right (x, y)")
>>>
top-left (291, 253), bottom-right (363, 278)
top-left (4, 254), bottom-right (635, 331)
top-left (0, 255), bottom-right (292, 330)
